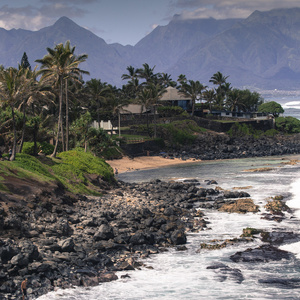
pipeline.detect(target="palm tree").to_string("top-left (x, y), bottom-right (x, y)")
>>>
top-left (138, 87), bottom-right (153, 136)
top-left (108, 89), bottom-right (130, 137)
top-left (177, 74), bottom-right (187, 85)
top-left (202, 88), bottom-right (216, 112)
top-left (17, 66), bottom-right (48, 153)
top-left (121, 65), bottom-right (140, 99)
top-left (36, 40), bottom-right (89, 156)
top-left (209, 71), bottom-right (229, 89)
top-left (0, 67), bottom-right (28, 160)
top-left (158, 73), bottom-right (176, 88)
top-left (137, 63), bottom-right (156, 84)
top-left (148, 83), bottom-right (167, 138)
top-left (226, 89), bottom-right (243, 112)
top-left (178, 80), bottom-right (207, 116)
top-left (209, 71), bottom-right (230, 104)
top-left (84, 79), bottom-right (112, 128)
top-left (121, 65), bottom-right (139, 82)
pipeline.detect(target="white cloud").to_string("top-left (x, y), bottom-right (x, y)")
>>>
top-left (0, 1), bottom-right (89, 31)
top-left (172, 0), bottom-right (300, 19)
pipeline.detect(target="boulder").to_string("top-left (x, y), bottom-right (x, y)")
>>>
top-left (218, 198), bottom-right (259, 214)
top-left (58, 238), bottom-right (75, 252)
top-left (230, 245), bottom-right (291, 263)
top-left (170, 230), bottom-right (186, 245)
top-left (94, 224), bottom-right (114, 241)
top-left (207, 263), bottom-right (244, 284)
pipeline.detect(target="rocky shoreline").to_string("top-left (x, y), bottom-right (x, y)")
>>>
top-left (1, 173), bottom-right (298, 299)
top-left (158, 133), bottom-right (300, 161)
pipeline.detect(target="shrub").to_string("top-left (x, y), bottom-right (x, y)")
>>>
top-left (228, 122), bottom-right (262, 138)
top-left (275, 116), bottom-right (300, 134)
top-left (157, 106), bottom-right (185, 117)
top-left (159, 120), bottom-right (204, 146)
top-left (22, 142), bottom-right (54, 156)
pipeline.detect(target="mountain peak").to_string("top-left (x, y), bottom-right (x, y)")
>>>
top-left (53, 16), bottom-right (79, 28)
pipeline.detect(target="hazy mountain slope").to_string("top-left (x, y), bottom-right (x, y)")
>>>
top-left (131, 17), bottom-right (241, 72)
top-left (167, 8), bottom-right (300, 89)
top-left (1, 9), bottom-right (300, 89)
top-left (0, 17), bottom-right (130, 86)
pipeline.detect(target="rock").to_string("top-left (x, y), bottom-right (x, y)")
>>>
top-left (10, 253), bottom-right (29, 267)
top-left (218, 198), bottom-right (259, 214)
top-left (258, 277), bottom-right (300, 288)
top-left (230, 245), bottom-right (291, 263)
top-left (170, 230), bottom-right (186, 245)
top-left (94, 224), bottom-right (114, 241)
top-left (130, 232), bottom-right (147, 245)
top-left (207, 263), bottom-right (244, 284)
top-left (98, 271), bottom-right (118, 282)
top-left (58, 238), bottom-right (75, 252)
top-left (260, 231), bottom-right (299, 245)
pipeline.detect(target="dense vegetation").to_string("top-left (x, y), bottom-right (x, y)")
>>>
top-left (0, 40), bottom-right (293, 166)
top-left (0, 149), bottom-right (114, 195)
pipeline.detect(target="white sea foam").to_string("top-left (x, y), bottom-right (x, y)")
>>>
top-left (36, 157), bottom-right (300, 300)
top-left (282, 100), bottom-right (300, 110)
top-left (280, 177), bottom-right (300, 258)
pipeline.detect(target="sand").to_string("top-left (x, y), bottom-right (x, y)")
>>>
top-left (107, 156), bottom-right (200, 174)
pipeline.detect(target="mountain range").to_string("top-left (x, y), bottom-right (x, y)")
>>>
top-left (1, 7), bottom-right (300, 90)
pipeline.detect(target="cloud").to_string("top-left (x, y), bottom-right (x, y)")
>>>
top-left (172, 0), bottom-right (300, 19)
top-left (0, 1), bottom-right (89, 31)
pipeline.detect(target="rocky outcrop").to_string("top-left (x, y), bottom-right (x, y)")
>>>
top-left (218, 198), bottom-right (259, 214)
top-left (159, 133), bottom-right (300, 161)
top-left (0, 179), bottom-right (215, 299)
top-left (230, 245), bottom-right (292, 263)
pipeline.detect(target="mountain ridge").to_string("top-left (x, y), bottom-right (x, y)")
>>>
top-left (1, 9), bottom-right (300, 89)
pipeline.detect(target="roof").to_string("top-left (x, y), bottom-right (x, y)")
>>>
top-left (159, 86), bottom-right (191, 101)
top-left (120, 104), bottom-right (148, 114)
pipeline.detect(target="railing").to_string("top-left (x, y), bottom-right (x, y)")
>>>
top-left (125, 138), bottom-right (145, 144)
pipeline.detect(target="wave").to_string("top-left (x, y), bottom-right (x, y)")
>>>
top-left (282, 101), bottom-right (300, 110)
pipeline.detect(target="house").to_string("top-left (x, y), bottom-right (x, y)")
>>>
top-left (159, 86), bottom-right (192, 110)
top-left (119, 104), bottom-right (148, 115)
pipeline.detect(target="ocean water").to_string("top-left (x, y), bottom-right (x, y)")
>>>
top-left (37, 155), bottom-right (300, 300)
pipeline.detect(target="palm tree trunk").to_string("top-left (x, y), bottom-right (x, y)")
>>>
top-left (65, 78), bottom-right (69, 151)
top-left (191, 98), bottom-right (195, 116)
top-left (97, 99), bottom-right (100, 129)
top-left (118, 111), bottom-right (121, 137)
top-left (51, 77), bottom-right (63, 157)
top-left (19, 100), bottom-right (26, 153)
top-left (153, 105), bottom-right (157, 138)
top-left (10, 105), bottom-right (17, 161)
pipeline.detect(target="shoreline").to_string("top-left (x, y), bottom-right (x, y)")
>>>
top-left (107, 155), bottom-right (201, 174)
top-left (107, 154), bottom-right (300, 175)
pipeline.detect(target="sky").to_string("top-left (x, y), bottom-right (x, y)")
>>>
top-left (0, 0), bottom-right (300, 46)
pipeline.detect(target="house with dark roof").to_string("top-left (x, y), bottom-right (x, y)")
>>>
top-left (159, 86), bottom-right (192, 110)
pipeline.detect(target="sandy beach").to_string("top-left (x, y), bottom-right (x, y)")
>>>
top-left (107, 155), bottom-right (200, 174)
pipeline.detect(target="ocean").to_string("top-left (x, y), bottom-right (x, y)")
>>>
top-left (36, 95), bottom-right (300, 300)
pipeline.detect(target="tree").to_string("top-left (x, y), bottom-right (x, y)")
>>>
top-left (121, 65), bottom-right (140, 99)
top-left (107, 88), bottom-right (130, 137)
top-left (0, 67), bottom-right (28, 160)
top-left (209, 71), bottom-right (229, 89)
top-left (84, 79), bottom-right (112, 128)
top-left (36, 40), bottom-right (89, 156)
top-left (202, 88), bottom-right (216, 111)
top-left (137, 63), bottom-right (156, 84)
top-left (158, 73), bottom-right (176, 88)
top-left (209, 71), bottom-right (230, 108)
top-left (20, 52), bottom-right (31, 70)
top-left (258, 101), bottom-right (284, 117)
top-left (177, 80), bottom-right (207, 116)
top-left (71, 111), bottom-right (92, 151)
